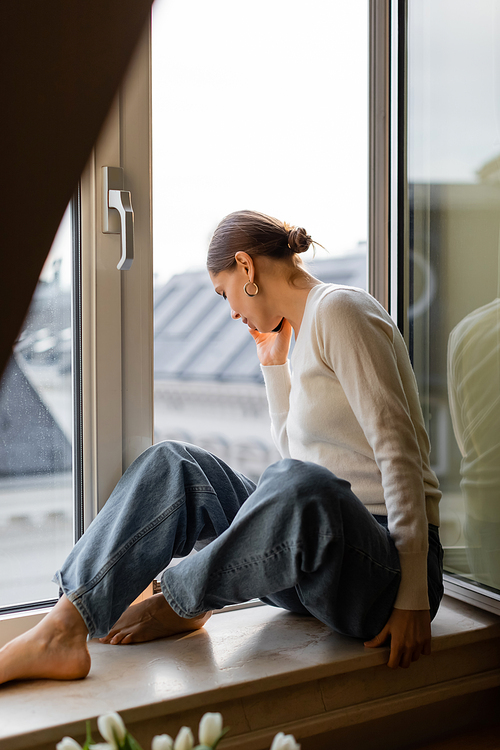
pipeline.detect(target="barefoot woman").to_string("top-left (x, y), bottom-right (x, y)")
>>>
top-left (0, 210), bottom-right (443, 684)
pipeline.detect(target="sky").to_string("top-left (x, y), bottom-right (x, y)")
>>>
top-left (151, 0), bottom-right (369, 282)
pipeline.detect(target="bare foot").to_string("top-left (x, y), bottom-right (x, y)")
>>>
top-left (0, 595), bottom-right (90, 686)
top-left (99, 594), bottom-right (212, 645)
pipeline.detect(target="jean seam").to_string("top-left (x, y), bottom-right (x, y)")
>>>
top-left (207, 540), bottom-right (303, 578)
top-left (205, 536), bottom-right (400, 579)
top-left (70, 496), bottom-right (186, 599)
top-left (186, 485), bottom-right (217, 494)
top-left (345, 541), bottom-right (401, 575)
top-left (66, 592), bottom-right (98, 639)
top-left (53, 570), bottom-right (98, 638)
top-left (161, 577), bottom-right (194, 619)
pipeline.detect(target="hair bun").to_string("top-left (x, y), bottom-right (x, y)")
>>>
top-left (287, 225), bottom-right (312, 254)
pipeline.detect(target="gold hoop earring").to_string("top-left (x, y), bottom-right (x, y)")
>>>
top-left (244, 281), bottom-right (259, 297)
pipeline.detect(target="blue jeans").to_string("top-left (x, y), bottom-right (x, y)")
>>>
top-left (54, 441), bottom-right (444, 640)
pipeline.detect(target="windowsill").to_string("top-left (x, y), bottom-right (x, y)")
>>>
top-left (0, 608), bottom-right (51, 648)
top-left (0, 597), bottom-right (499, 750)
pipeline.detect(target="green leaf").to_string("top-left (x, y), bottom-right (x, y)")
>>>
top-left (122, 731), bottom-right (144, 750)
top-left (82, 720), bottom-right (95, 750)
top-left (211, 727), bottom-right (230, 750)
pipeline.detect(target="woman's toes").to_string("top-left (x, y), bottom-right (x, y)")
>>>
top-left (99, 633), bottom-right (115, 644)
top-left (96, 597), bottom-right (211, 647)
top-left (107, 629), bottom-right (137, 645)
top-left (109, 632), bottom-right (127, 645)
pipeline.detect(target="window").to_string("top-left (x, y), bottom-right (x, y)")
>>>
top-left (2, 1), bottom-right (425, 627)
top-left (398, 0), bottom-right (500, 613)
top-left (0, 208), bottom-right (75, 611)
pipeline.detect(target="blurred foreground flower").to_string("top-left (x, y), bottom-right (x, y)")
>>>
top-left (56, 739), bottom-right (82, 750)
top-left (270, 732), bottom-right (301, 750)
top-left (151, 734), bottom-right (174, 750)
top-left (97, 713), bottom-right (127, 749)
top-left (198, 713), bottom-right (223, 747)
top-left (57, 710), bottom-right (298, 750)
top-left (173, 727), bottom-right (194, 750)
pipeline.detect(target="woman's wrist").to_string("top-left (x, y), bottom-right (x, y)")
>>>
top-left (260, 359), bottom-right (287, 367)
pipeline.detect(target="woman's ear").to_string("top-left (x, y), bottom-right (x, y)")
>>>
top-left (234, 251), bottom-right (255, 279)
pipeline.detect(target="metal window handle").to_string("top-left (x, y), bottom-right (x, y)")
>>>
top-left (102, 166), bottom-right (134, 270)
top-left (108, 189), bottom-right (134, 270)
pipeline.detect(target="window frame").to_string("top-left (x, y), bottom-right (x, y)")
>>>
top-left (368, 0), bottom-right (391, 311)
top-left (80, 20), bottom-right (153, 526)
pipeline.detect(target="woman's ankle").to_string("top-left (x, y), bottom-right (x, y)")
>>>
top-left (46, 595), bottom-right (89, 639)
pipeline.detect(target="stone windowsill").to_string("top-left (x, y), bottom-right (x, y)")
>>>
top-left (0, 597), bottom-right (499, 750)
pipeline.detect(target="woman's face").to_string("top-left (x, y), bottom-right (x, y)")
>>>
top-left (209, 259), bottom-right (283, 333)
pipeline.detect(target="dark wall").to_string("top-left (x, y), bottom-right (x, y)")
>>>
top-left (0, 0), bottom-right (153, 380)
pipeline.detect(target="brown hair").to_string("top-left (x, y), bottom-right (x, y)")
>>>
top-left (207, 210), bottom-right (317, 275)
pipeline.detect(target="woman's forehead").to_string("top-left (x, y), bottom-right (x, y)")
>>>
top-left (209, 268), bottom-right (230, 290)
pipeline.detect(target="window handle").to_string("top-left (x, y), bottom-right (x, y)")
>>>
top-left (108, 189), bottom-right (134, 270)
top-left (102, 166), bottom-right (135, 270)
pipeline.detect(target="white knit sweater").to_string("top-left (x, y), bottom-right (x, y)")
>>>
top-left (261, 284), bottom-right (441, 611)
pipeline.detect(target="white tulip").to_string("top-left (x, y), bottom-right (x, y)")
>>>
top-left (89, 745), bottom-right (116, 750)
top-left (173, 726), bottom-right (194, 750)
top-left (56, 738), bottom-right (82, 750)
top-left (198, 712), bottom-right (223, 746)
top-left (97, 712), bottom-right (127, 748)
top-left (269, 732), bottom-right (301, 750)
top-left (152, 734), bottom-right (174, 750)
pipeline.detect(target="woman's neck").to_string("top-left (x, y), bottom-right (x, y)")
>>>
top-left (277, 274), bottom-right (322, 337)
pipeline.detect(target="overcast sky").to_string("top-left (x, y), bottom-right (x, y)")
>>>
top-left (151, 0), bottom-right (369, 282)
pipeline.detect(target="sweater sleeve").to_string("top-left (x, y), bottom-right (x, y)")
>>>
top-left (260, 362), bottom-right (292, 459)
top-left (317, 290), bottom-right (429, 610)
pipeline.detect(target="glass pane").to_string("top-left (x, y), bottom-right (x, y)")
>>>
top-left (407, 0), bottom-right (500, 592)
top-left (0, 207), bottom-right (74, 608)
top-left (152, 0), bottom-right (368, 483)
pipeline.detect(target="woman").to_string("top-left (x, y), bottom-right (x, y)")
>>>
top-left (0, 211), bottom-right (443, 685)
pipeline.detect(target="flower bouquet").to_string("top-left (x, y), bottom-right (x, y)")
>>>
top-left (56, 711), bottom-right (300, 750)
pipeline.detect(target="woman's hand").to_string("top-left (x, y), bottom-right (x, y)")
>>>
top-left (249, 318), bottom-right (293, 366)
top-left (364, 608), bottom-right (432, 669)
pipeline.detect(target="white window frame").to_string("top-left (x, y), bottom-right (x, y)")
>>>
top-left (80, 20), bottom-right (153, 525)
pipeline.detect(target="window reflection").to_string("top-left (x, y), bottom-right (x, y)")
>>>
top-left (448, 297), bottom-right (500, 589)
top-left (408, 0), bottom-right (500, 592)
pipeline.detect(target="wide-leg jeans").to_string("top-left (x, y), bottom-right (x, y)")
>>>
top-left (54, 441), bottom-right (444, 640)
